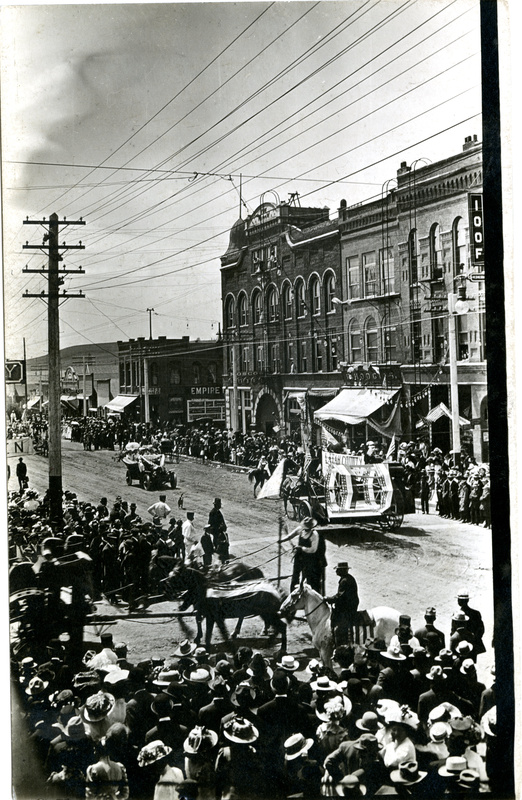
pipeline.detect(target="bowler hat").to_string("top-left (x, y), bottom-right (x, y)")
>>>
top-left (355, 711), bottom-right (380, 733)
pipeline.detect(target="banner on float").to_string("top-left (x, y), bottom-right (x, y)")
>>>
top-left (322, 451), bottom-right (393, 516)
top-left (7, 437), bottom-right (34, 456)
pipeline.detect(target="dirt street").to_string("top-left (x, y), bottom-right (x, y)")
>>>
top-left (9, 442), bottom-right (495, 677)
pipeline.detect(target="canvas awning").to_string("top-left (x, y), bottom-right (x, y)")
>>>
top-left (424, 402), bottom-right (470, 427)
top-left (314, 388), bottom-right (399, 426)
top-left (26, 397), bottom-right (41, 409)
top-left (104, 395), bottom-right (139, 413)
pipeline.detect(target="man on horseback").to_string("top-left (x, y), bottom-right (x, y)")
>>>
top-left (326, 562), bottom-right (359, 647)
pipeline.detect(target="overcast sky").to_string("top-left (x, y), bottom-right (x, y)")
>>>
top-left (1, 0), bottom-right (482, 359)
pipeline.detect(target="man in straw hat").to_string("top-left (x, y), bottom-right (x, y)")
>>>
top-left (283, 732), bottom-right (323, 799)
top-left (326, 562), bottom-right (359, 647)
top-left (281, 516), bottom-right (324, 592)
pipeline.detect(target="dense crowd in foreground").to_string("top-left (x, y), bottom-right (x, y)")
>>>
top-left (9, 483), bottom-right (497, 799)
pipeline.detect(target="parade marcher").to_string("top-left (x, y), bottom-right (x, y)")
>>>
top-left (200, 524), bottom-right (215, 569)
top-left (208, 498), bottom-right (229, 563)
top-left (326, 562), bottom-right (359, 647)
top-left (282, 516), bottom-right (323, 592)
top-left (182, 511), bottom-right (198, 554)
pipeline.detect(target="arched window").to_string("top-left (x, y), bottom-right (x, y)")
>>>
top-left (252, 290), bottom-right (262, 324)
top-left (170, 364), bottom-right (181, 384)
top-left (324, 273), bottom-right (335, 313)
top-left (238, 293), bottom-right (248, 327)
top-left (267, 286), bottom-right (278, 322)
top-left (365, 317), bottom-right (379, 363)
top-left (282, 284), bottom-right (293, 320)
top-left (295, 280), bottom-right (306, 318)
top-left (225, 296), bottom-right (235, 329)
top-left (310, 276), bottom-right (321, 315)
top-left (452, 217), bottom-right (467, 274)
top-left (349, 319), bottom-right (362, 363)
top-left (207, 362), bottom-right (217, 383)
top-left (430, 223), bottom-right (443, 280)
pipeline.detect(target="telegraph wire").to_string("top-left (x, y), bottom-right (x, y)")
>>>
top-left (36, 3), bottom-right (276, 214)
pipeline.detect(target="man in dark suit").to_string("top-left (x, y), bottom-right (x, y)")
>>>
top-left (456, 592), bottom-right (486, 655)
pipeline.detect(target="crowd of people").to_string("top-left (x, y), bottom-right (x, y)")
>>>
top-left (8, 475), bottom-right (498, 799)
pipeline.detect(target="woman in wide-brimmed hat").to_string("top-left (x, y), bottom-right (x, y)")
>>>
top-left (380, 705), bottom-right (419, 769)
top-left (315, 695), bottom-right (352, 758)
top-left (81, 691), bottom-right (116, 742)
top-left (216, 716), bottom-right (262, 800)
top-left (137, 739), bottom-right (184, 800)
top-left (183, 726), bottom-right (218, 800)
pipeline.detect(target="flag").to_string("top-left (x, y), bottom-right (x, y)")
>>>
top-left (257, 458), bottom-right (286, 500)
top-left (386, 434), bottom-right (396, 461)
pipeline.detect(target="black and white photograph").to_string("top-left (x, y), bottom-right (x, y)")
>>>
top-left (0, 1), bottom-right (516, 798)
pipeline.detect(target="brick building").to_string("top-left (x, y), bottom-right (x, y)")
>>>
top-left (220, 136), bottom-right (487, 461)
top-left (116, 336), bottom-right (224, 426)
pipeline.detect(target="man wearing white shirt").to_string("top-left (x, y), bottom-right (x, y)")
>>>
top-left (147, 494), bottom-right (171, 519)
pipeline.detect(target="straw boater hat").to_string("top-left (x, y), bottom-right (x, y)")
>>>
top-left (184, 666), bottom-right (214, 684)
top-left (223, 716), bottom-right (259, 744)
top-left (277, 655), bottom-right (300, 672)
top-left (310, 675), bottom-right (339, 693)
top-left (183, 726), bottom-right (218, 754)
top-left (81, 691), bottom-right (115, 723)
top-left (138, 740), bottom-right (173, 767)
top-left (390, 761), bottom-right (428, 785)
top-left (438, 756), bottom-right (468, 777)
top-left (154, 669), bottom-right (185, 688)
top-left (429, 721), bottom-right (452, 742)
top-left (284, 733), bottom-right (314, 761)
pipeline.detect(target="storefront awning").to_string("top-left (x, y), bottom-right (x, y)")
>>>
top-left (314, 388), bottom-right (399, 426)
top-left (104, 395), bottom-right (139, 413)
top-left (26, 397), bottom-right (41, 409)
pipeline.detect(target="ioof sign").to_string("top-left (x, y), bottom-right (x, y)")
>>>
top-left (468, 193), bottom-right (484, 266)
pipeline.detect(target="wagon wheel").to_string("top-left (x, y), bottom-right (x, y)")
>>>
top-left (296, 500), bottom-right (313, 522)
top-left (380, 489), bottom-right (405, 531)
top-left (125, 472), bottom-right (133, 486)
top-left (142, 473), bottom-right (152, 491)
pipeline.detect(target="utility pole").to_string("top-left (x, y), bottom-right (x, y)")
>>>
top-left (23, 213), bottom-right (85, 526)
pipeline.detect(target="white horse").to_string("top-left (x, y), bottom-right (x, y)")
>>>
top-left (280, 581), bottom-right (401, 667)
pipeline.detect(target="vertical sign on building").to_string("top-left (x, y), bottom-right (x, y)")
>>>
top-left (468, 193), bottom-right (484, 267)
